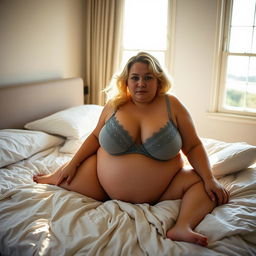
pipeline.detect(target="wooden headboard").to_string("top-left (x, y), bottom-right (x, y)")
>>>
top-left (0, 77), bottom-right (84, 129)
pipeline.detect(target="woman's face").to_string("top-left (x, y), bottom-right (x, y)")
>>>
top-left (127, 62), bottom-right (159, 104)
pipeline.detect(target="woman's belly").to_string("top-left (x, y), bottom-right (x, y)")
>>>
top-left (97, 148), bottom-right (184, 204)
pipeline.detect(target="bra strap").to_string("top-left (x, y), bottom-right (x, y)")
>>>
top-left (165, 95), bottom-right (172, 120)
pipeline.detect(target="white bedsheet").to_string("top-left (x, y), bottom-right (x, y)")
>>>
top-left (0, 146), bottom-right (256, 256)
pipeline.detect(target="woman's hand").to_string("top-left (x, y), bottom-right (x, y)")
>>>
top-left (204, 177), bottom-right (230, 205)
top-left (56, 161), bottom-right (78, 186)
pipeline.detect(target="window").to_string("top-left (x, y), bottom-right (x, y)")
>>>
top-left (121, 0), bottom-right (173, 70)
top-left (216, 0), bottom-right (256, 118)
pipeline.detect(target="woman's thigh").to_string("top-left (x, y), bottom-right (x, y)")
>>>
top-left (60, 154), bottom-right (109, 201)
top-left (158, 168), bottom-right (202, 202)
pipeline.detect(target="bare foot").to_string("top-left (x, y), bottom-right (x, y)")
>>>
top-left (33, 162), bottom-right (69, 185)
top-left (167, 225), bottom-right (208, 247)
top-left (33, 173), bottom-right (57, 185)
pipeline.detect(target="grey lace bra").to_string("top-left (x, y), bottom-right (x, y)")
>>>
top-left (99, 95), bottom-right (182, 161)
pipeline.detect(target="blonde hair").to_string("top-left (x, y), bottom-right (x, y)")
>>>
top-left (105, 52), bottom-right (172, 109)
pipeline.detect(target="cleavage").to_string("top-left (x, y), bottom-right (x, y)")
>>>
top-left (113, 114), bottom-right (169, 145)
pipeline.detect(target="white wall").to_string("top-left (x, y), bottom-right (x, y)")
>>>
top-left (172, 0), bottom-right (256, 145)
top-left (0, 0), bottom-right (84, 86)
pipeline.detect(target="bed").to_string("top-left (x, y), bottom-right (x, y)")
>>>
top-left (0, 78), bottom-right (256, 256)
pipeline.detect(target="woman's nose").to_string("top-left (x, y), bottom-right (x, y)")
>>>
top-left (137, 77), bottom-right (146, 87)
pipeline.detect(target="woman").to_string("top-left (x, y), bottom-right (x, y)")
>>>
top-left (34, 52), bottom-right (229, 247)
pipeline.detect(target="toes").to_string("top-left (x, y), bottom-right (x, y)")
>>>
top-left (33, 174), bottom-right (45, 183)
top-left (166, 227), bottom-right (208, 247)
top-left (195, 236), bottom-right (208, 247)
top-left (189, 234), bottom-right (208, 247)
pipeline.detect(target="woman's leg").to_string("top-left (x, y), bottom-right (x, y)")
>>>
top-left (33, 155), bottom-right (109, 201)
top-left (158, 168), bottom-right (216, 247)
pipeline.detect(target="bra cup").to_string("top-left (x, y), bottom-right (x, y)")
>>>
top-left (99, 117), bottom-right (133, 155)
top-left (145, 132), bottom-right (182, 161)
top-left (99, 128), bottom-right (124, 154)
top-left (143, 120), bottom-right (182, 160)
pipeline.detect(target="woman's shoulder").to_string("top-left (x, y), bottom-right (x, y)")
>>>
top-left (103, 101), bottom-right (115, 112)
top-left (165, 94), bottom-right (188, 113)
top-left (165, 93), bottom-right (182, 105)
top-left (98, 102), bottom-right (115, 120)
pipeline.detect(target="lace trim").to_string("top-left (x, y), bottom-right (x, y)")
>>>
top-left (106, 115), bottom-right (133, 148)
top-left (143, 121), bottom-right (179, 147)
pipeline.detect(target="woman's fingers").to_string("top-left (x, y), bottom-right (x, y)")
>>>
top-left (207, 190), bottom-right (216, 202)
top-left (54, 162), bottom-right (77, 186)
top-left (56, 175), bottom-right (63, 186)
top-left (56, 171), bottom-right (74, 186)
top-left (66, 174), bottom-right (74, 185)
top-left (216, 188), bottom-right (230, 205)
top-left (56, 171), bottom-right (66, 186)
top-left (205, 179), bottom-right (230, 206)
top-left (218, 190), bottom-right (224, 205)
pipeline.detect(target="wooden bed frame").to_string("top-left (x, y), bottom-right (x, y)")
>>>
top-left (0, 78), bottom-right (84, 129)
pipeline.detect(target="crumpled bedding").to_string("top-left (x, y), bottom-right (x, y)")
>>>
top-left (0, 146), bottom-right (256, 256)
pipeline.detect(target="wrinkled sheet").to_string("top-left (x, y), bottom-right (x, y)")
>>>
top-left (0, 146), bottom-right (256, 256)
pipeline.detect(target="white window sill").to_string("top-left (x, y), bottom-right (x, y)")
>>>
top-left (206, 112), bottom-right (256, 125)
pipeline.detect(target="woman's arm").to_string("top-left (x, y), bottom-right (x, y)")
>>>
top-left (56, 103), bottom-right (113, 185)
top-left (170, 95), bottom-right (229, 205)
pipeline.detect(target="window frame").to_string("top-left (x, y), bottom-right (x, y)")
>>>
top-left (209, 0), bottom-right (256, 123)
top-left (120, 0), bottom-right (176, 74)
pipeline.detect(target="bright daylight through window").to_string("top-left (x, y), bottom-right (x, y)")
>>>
top-left (121, 0), bottom-right (169, 69)
top-left (221, 0), bottom-right (256, 116)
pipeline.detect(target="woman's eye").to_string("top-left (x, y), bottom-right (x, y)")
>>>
top-left (130, 75), bottom-right (154, 81)
top-left (144, 76), bottom-right (153, 81)
top-left (131, 76), bottom-right (139, 81)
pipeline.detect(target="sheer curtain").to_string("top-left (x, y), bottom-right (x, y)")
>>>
top-left (84, 0), bottom-right (124, 105)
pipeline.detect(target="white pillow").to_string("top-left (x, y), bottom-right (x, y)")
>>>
top-left (209, 143), bottom-right (256, 177)
top-left (0, 129), bottom-right (64, 168)
top-left (201, 138), bottom-right (256, 177)
top-left (59, 133), bottom-right (90, 154)
top-left (24, 105), bottom-right (103, 139)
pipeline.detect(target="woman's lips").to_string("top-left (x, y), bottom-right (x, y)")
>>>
top-left (136, 90), bottom-right (147, 94)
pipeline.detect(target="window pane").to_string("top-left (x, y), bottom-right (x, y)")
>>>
top-left (123, 0), bottom-right (168, 50)
top-left (120, 50), bottom-right (139, 69)
top-left (231, 0), bottom-right (256, 26)
top-left (225, 88), bottom-right (245, 108)
top-left (247, 57), bottom-right (256, 110)
top-left (225, 56), bottom-right (256, 112)
top-left (225, 56), bottom-right (248, 109)
top-left (226, 56), bottom-right (249, 84)
top-left (148, 51), bottom-right (165, 66)
top-left (229, 27), bottom-right (253, 53)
